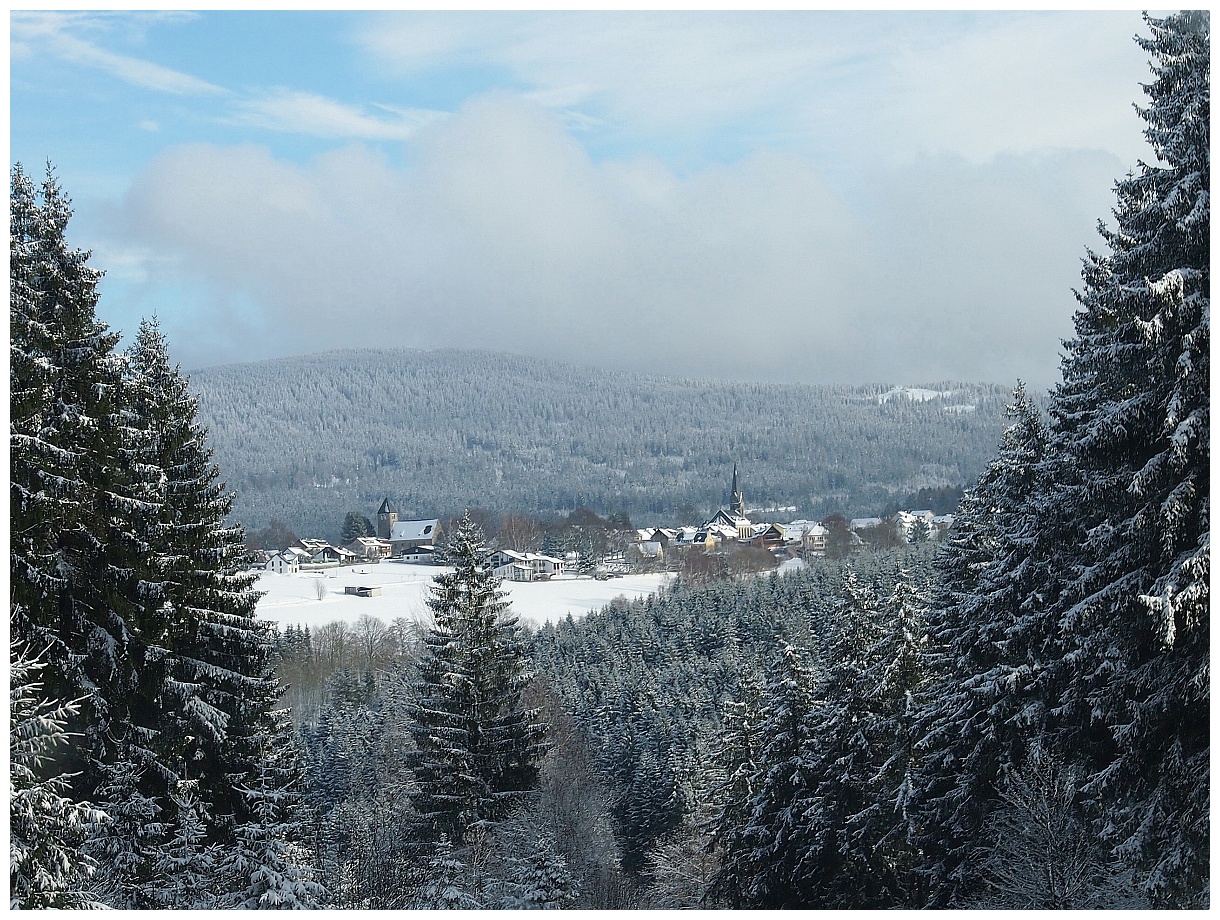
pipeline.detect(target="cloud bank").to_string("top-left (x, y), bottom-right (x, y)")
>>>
top-left (112, 93), bottom-right (1123, 387)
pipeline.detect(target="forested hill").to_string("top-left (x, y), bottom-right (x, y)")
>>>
top-left (190, 347), bottom-right (1012, 539)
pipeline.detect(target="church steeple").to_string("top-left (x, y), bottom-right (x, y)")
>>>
top-left (377, 497), bottom-right (398, 540)
top-left (730, 463), bottom-right (746, 518)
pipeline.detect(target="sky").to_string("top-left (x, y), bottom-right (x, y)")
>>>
top-left (10, 9), bottom-right (1158, 388)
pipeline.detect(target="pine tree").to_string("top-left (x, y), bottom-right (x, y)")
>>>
top-left (82, 757), bottom-right (167, 908)
top-left (220, 708), bottom-right (327, 909)
top-left (341, 511), bottom-right (374, 542)
top-left (911, 384), bottom-right (1054, 904)
top-left (9, 643), bottom-right (108, 909)
top-left (121, 316), bottom-right (275, 833)
top-left (408, 512), bottom-right (547, 844)
top-left (151, 785), bottom-right (222, 909)
top-left (1038, 11), bottom-right (1209, 906)
top-left (10, 164), bottom-right (132, 772)
top-left (406, 836), bottom-right (485, 909)
top-left (969, 744), bottom-right (1144, 909)
top-left (713, 642), bottom-right (818, 908)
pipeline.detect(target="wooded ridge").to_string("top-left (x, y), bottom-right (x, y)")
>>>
top-left (190, 347), bottom-right (1010, 538)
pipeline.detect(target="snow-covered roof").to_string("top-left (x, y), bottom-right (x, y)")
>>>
top-left (390, 519), bottom-right (440, 542)
top-left (850, 518), bottom-right (882, 530)
top-left (783, 520), bottom-right (829, 537)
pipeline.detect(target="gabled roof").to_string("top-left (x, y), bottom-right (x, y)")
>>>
top-left (390, 519), bottom-right (440, 542)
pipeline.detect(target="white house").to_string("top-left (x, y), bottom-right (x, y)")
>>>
top-left (486, 549), bottom-right (565, 581)
top-left (310, 545), bottom-right (359, 566)
top-left (293, 538), bottom-right (331, 554)
top-left (265, 551), bottom-right (301, 574)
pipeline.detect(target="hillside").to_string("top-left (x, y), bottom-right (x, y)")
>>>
top-left (189, 348), bottom-right (1013, 540)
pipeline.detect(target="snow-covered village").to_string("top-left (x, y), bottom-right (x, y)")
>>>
top-left (10, 11), bottom-right (1208, 912)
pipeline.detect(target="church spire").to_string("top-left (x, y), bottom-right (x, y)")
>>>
top-left (730, 463), bottom-right (746, 518)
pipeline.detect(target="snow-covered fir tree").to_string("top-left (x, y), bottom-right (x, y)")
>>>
top-left (9, 643), bottom-right (108, 909)
top-left (150, 785), bottom-right (222, 909)
top-left (910, 383), bottom-right (1054, 903)
top-left (709, 642), bottom-right (818, 908)
top-left (408, 512), bottom-right (547, 844)
top-left (82, 757), bottom-right (167, 908)
top-left (1034, 11), bottom-right (1209, 907)
top-left (220, 708), bottom-right (327, 909)
top-left (968, 743), bottom-right (1144, 909)
top-left (9, 164), bottom-right (131, 773)
top-left (120, 316), bottom-right (276, 835)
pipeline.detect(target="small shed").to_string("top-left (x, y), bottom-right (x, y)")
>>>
top-left (344, 585), bottom-right (383, 597)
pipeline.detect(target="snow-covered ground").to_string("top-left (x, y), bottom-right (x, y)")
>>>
top-left (877, 386), bottom-right (957, 404)
top-left (255, 562), bottom-right (670, 630)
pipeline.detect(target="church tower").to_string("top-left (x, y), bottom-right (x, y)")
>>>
top-left (376, 497), bottom-right (398, 540)
top-left (730, 463), bottom-right (746, 519)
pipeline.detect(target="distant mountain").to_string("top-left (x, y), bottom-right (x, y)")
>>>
top-left (189, 348), bottom-right (1014, 541)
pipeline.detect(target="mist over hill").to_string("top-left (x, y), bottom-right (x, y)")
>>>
top-left (189, 348), bottom-right (1014, 541)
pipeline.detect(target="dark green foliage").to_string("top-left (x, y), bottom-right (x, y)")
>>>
top-left (341, 511), bottom-right (374, 542)
top-left (409, 513), bottom-right (547, 843)
top-left (9, 166), bottom-right (319, 908)
top-left (1037, 12), bottom-right (1209, 906)
top-left (10, 163), bottom-right (129, 766)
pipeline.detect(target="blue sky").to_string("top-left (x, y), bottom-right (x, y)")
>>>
top-left (11, 10), bottom-right (1155, 386)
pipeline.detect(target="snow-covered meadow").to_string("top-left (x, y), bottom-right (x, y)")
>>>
top-left (255, 561), bottom-right (670, 630)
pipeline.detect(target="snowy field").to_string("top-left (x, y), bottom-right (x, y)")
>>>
top-left (255, 562), bottom-right (670, 630)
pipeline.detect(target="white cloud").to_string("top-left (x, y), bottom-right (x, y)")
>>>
top-left (353, 11), bottom-right (1150, 167)
top-left (12, 11), bottom-right (226, 96)
top-left (228, 89), bottom-right (449, 140)
top-left (111, 94), bottom-right (1123, 386)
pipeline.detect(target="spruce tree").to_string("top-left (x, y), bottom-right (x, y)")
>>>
top-left (409, 512), bottom-right (546, 844)
top-left (1038, 11), bottom-right (1209, 906)
top-left (9, 643), bottom-right (108, 909)
top-left (220, 708), bottom-right (327, 909)
top-left (121, 316), bottom-right (275, 834)
top-left (9, 164), bottom-right (132, 770)
top-left (911, 384), bottom-right (1054, 903)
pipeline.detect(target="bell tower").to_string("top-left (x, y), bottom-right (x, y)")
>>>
top-left (376, 497), bottom-right (398, 540)
top-left (730, 463), bottom-right (746, 519)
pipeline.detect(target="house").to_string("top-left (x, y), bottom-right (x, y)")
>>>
top-left (849, 518), bottom-right (883, 531)
top-left (931, 514), bottom-right (955, 539)
top-left (486, 549), bottom-right (565, 581)
top-left (346, 536), bottom-right (392, 561)
top-left (495, 561), bottom-right (534, 582)
top-left (783, 520), bottom-right (829, 554)
top-left (344, 585), bottom-right (383, 597)
top-left (310, 545), bottom-right (359, 566)
top-left (627, 540), bottom-right (664, 564)
top-left (751, 523), bottom-right (787, 550)
top-left (293, 538), bottom-right (331, 555)
top-left (399, 544), bottom-right (439, 564)
top-left (671, 527), bottom-right (705, 549)
top-left (390, 519), bottom-right (442, 556)
top-left (265, 551), bottom-right (301, 574)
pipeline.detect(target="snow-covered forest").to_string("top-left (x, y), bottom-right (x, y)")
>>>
top-left (190, 350), bottom-right (1010, 542)
top-left (10, 12), bottom-right (1208, 909)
